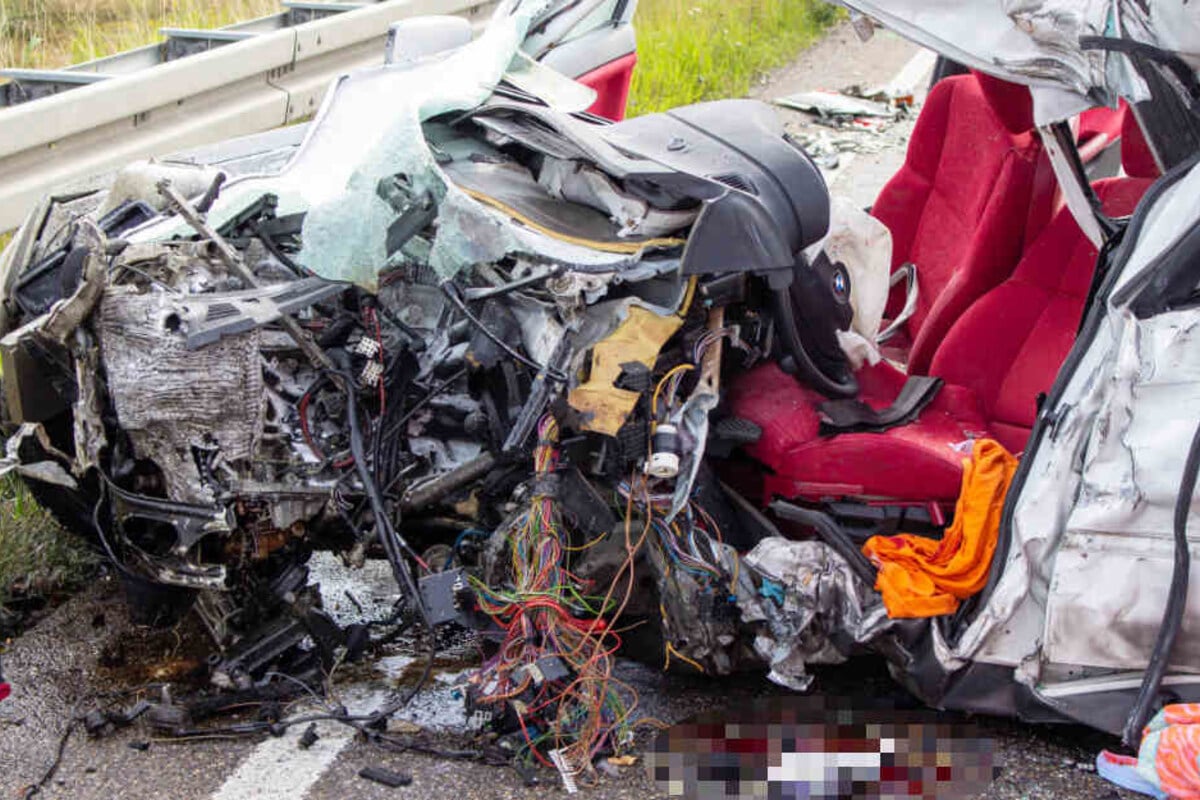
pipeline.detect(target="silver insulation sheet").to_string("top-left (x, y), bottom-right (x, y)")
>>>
top-left (97, 288), bottom-right (264, 504)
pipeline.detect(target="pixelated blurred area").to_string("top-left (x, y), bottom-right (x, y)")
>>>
top-left (646, 694), bottom-right (998, 799)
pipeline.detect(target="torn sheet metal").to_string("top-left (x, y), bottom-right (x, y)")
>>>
top-left (1043, 309), bottom-right (1200, 672)
top-left (73, 338), bottom-right (107, 476)
top-left (836, 0), bottom-right (1200, 124)
top-left (537, 158), bottom-right (698, 239)
top-left (567, 305), bottom-right (682, 436)
top-left (0, 222), bottom-right (107, 349)
top-left (0, 423), bottom-right (78, 489)
top-left (502, 50), bottom-right (597, 112)
top-left (738, 537), bottom-right (888, 691)
top-left (442, 157), bottom-right (685, 253)
top-left (98, 289), bottom-right (265, 504)
top-left (963, 159), bottom-right (1200, 683)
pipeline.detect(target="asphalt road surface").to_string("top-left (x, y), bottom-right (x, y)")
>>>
top-left (0, 23), bottom-right (1141, 800)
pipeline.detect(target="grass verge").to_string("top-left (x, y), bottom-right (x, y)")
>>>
top-left (1, 0), bottom-right (281, 69)
top-left (629, 0), bottom-right (841, 115)
top-left (1, 0), bottom-right (839, 114)
top-left (0, 476), bottom-right (96, 632)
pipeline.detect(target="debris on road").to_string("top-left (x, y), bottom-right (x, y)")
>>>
top-left (359, 766), bottom-right (414, 788)
top-left (297, 722), bottom-right (320, 749)
top-left (774, 88), bottom-right (897, 118)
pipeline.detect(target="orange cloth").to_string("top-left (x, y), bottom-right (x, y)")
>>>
top-left (1149, 703), bottom-right (1200, 798)
top-left (862, 438), bottom-right (1018, 618)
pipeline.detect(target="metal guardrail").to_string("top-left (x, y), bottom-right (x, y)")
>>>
top-left (0, 0), bottom-right (498, 231)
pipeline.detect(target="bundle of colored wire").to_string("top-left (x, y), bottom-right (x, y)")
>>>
top-left (616, 482), bottom-right (731, 593)
top-left (469, 415), bottom-right (637, 781)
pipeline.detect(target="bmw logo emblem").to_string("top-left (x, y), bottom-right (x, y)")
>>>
top-left (832, 266), bottom-right (850, 300)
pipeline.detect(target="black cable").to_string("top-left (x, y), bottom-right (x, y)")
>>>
top-left (327, 354), bottom-right (438, 725)
top-left (331, 358), bottom-right (427, 615)
top-left (1122, 418), bottom-right (1200, 748)
top-left (90, 479), bottom-right (139, 581)
top-left (379, 367), bottom-right (468, 469)
top-left (439, 282), bottom-right (567, 382)
top-left (21, 719), bottom-right (75, 799)
top-left (768, 500), bottom-right (879, 588)
top-left (22, 683), bottom-right (167, 799)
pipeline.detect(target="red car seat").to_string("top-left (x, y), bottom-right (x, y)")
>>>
top-left (578, 52), bottom-right (638, 121)
top-left (870, 72), bottom-right (1042, 374)
top-left (1076, 104), bottom-right (1126, 163)
top-left (1119, 108), bottom-right (1161, 179)
top-left (730, 177), bottom-right (1153, 504)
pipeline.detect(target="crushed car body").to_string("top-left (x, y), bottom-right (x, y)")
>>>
top-left (0, 0), bottom-right (1199, 778)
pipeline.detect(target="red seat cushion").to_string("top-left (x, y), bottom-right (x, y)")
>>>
top-left (1077, 104), bottom-right (1125, 160)
top-left (1120, 108), bottom-right (1161, 179)
top-left (730, 362), bottom-right (989, 502)
top-left (871, 73), bottom-right (1041, 374)
top-left (929, 177), bottom-right (1154, 453)
top-left (730, 178), bottom-right (1154, 505)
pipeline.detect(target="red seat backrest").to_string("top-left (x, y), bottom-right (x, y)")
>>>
top-left (928, 177), bottom-right (1154, 453)
top-left (1121, 108), bottom-right (1162, 179)
top-left (870, 72), bottom-right (1042, 374)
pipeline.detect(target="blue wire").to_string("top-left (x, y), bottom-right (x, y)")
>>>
top-left (447, 528), bottom-right (490, 568)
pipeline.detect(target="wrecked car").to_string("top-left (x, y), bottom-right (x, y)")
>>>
top-left (0, 0), bottom-right (1198, 781)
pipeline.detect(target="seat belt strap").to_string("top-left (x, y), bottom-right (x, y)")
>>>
top-left (818, 375), bottom-right (943, 436)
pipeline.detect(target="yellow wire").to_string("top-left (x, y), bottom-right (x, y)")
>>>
top-left (663, 641), bottom-right (706, 674)
top-left (651, 363), bottom-right (695, 419)
top-left (562, 531), bottom-right (610, 552)
top-left (677, 276), bottom-right (698, 318)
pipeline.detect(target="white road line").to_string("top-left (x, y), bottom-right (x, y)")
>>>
top-left (210, 686), bottom-right (388, 800)
top-left (881, 48), bottom-right (937, 98)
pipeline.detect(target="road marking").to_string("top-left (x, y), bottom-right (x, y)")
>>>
top-left (881, 48), bottom-right (938, 98)
top-left (210, 685), bottom-right (388, 800)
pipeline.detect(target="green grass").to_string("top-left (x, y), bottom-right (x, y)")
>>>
top-left (629, 0), bottom-right (841, 115)
top-left (0, 476), bottom-right (95, 628)
top-left (0, 0), bottom-right (282, 69)
top-left (0, 0), bottom-right (838, 113)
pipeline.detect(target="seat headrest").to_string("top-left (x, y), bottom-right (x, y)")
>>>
top-left (1120, 107), bottom-right (1161, 179)
top-left (971, 70), bottom-right (1035, 134)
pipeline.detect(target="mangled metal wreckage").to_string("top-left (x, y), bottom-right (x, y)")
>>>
top-left (0, 0), bottom-right (1199, 771)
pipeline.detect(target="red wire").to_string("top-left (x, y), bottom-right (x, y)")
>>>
top-left (299, 388), bottom-right (354, 468)
top-left (298, 391), bottom-right (321, 459)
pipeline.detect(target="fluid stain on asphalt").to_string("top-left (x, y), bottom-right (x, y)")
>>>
top-left (95, 613), bottom-right (212, 688)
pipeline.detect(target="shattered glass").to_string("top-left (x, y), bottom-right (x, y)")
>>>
top-left (128, 0), bottom-right (557, 289)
